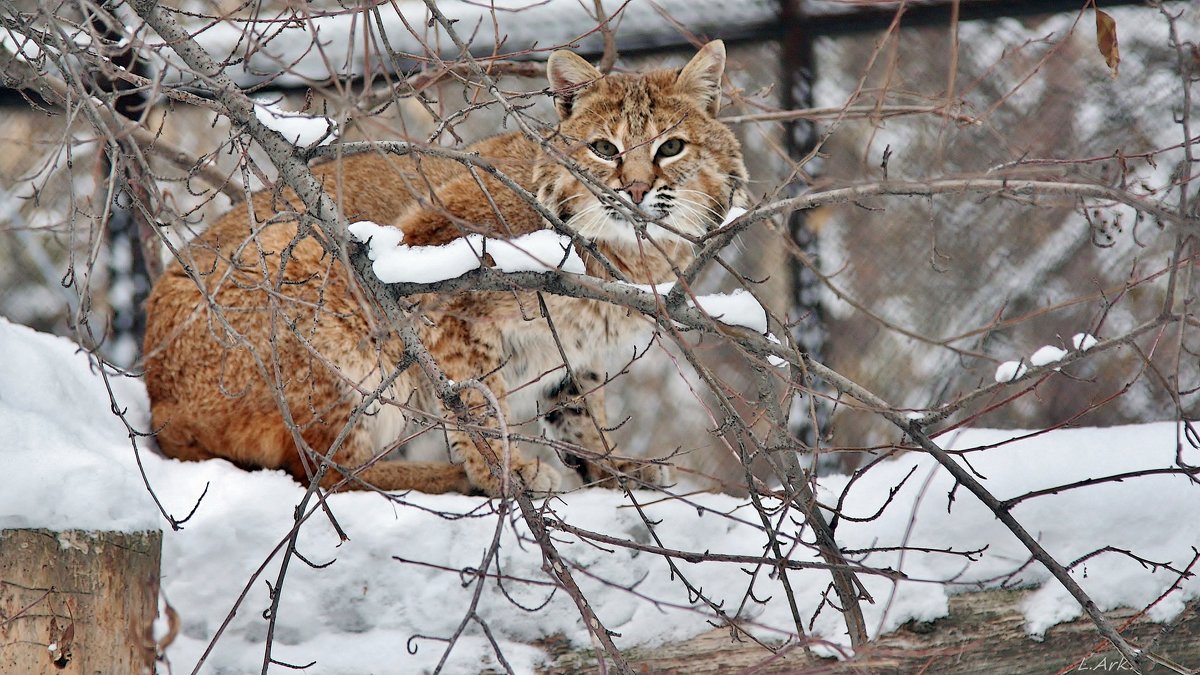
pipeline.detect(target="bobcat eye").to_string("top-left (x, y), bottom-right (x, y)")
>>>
top-left (589, 139), bottom-right (619, 159)
top-left (656, 138), bottom-right (685, 158)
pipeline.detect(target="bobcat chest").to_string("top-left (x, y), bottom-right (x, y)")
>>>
top-left (501, 296), bottom-right (647, 390)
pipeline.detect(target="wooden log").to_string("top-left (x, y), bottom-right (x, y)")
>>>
top-left (543, 588), bottom-right (1200, 673)
top-left (0, 529), bottom-right (161, 675)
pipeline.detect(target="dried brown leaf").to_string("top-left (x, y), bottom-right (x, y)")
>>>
top-left (1095, 9), bottom-right (1120, 78)
top-left (60, 621), bottom-right (75, 648)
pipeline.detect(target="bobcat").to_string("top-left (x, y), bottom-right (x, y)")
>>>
top-left (143, 41), bottom-right (748, 496)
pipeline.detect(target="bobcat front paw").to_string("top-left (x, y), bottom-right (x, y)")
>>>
top-left (514, 459), bottom-right (562, 495)
top-left (469, 457), bottom-right (563, 497)
top-left (629, 461), bottom-right (674, 487)
top-left (588, 459), bottom-right (674, 488)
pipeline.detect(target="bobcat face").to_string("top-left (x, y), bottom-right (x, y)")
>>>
top-left (535, 42), bottom-right (748, 248)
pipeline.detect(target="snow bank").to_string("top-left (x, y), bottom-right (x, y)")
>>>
top-left (3, 316), bottom-right (1199, 673)
top-left (0, 319), bottom-right (159, 531)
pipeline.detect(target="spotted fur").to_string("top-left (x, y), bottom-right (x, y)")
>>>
top-left (143, 42), bottom-right (748, 496)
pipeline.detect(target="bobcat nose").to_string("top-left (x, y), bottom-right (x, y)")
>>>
top-left (624, 181), bottom-right (651, 205)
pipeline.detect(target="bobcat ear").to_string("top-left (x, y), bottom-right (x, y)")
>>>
top-left (547, 50), bottom-right (603, 119)
top-left (676, 40), bottom-right (726, 117)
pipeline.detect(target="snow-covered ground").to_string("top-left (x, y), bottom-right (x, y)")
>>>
top-left (3, 315), bottom-right (1199, 673)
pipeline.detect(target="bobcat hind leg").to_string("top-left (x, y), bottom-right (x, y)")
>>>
top-left (298, 424), bottom-right (476, 494)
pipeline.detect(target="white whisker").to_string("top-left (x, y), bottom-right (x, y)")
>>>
top-left (558, 192), bottom-right (591, 205)
top-left (568, 205), bottom-right (610, 240)
top-left (672, 195), bottom-right (722, 218)
top-left (564, 200), bottom-right (605, 220)
top-left (672, 189), bottom-right (724, 205)
top-left (672, 196), bottom-right (724, 224)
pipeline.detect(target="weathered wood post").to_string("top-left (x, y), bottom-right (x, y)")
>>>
top-left (0, 529), bottom-right (161, 674)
